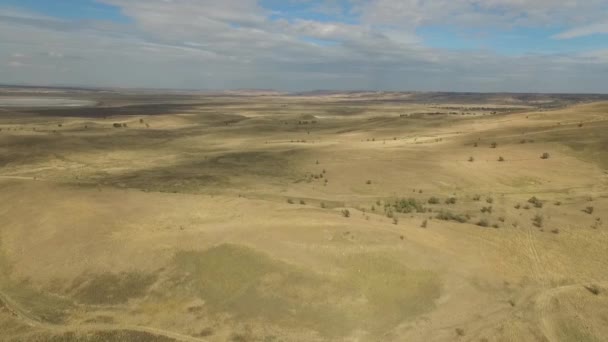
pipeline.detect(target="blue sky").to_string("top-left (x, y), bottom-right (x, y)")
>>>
top-left (1, 0), bottom-right (608, 92)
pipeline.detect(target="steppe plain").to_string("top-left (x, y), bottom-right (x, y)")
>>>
top-left (1, 87), bottom-right (608, 341)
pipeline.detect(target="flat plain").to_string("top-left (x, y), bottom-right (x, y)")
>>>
top-left (1, 88), bottom-right (608, 341)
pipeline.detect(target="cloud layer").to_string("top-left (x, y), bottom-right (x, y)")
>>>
top-left (1, 0), bottom-right (607, 92)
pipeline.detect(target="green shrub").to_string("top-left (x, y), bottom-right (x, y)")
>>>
top-left (532, 215), bottom-right (543, 228)
top-left (476, 219), bottom-right (489, 227)
top-left (428, 197), bottom-right (440, 204)
top-left (386, 198), bottom-right (426, 214)
top-left (436, 211), bottom-right (468, 223)
top-left (445, 197), bottom-right (457, 205)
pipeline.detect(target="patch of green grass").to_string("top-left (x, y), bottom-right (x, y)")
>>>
top-left (556, 318), bottom-right (601, 342)
top-left (0, 236), bottom-right (73, 324)
top-left (70, 272), bottom-right (157, 305)
top-left (167, 244), bottom-right (440, 337)
top-left (2, 282), bottom-right (73, 324)
top-left (22, 330), bottom-right (178, 342)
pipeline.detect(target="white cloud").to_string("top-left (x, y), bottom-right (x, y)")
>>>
top-left (553, 22), bottom-right (608, 39)
top-left (0, 1), bottom-right (607, 92)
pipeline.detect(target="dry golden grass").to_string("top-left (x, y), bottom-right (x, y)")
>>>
top-left (0, 91), bottom-right (607, 341)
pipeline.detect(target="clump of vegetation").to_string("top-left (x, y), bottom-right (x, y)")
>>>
top-left (514, 204), bottom-right (521, 209)
top-left (320, 202), bottom-right (326, 208)
top-left (472, 194), bottom-right (481, 201)
top-left (445, 197), bottom-right (457, 205)
top-left (473, 142), bottom-right (478, 147)
top-left (481, 206), bottom-right (493, 214)
top-left (477, 219), bottom-right (489, 227)
top-left (421, 220), bottom-right (428, 228)
top-left (583, 206), bottom-right (594, 214)
top-left (498, 217), bottom-right (505, 222)
top-left (551, 228), bottom-right (560, 234)
top-left (455, 328), bottom-right (465, 337)
top-left (585, 284), bottom-right (601, 295)
top-left (528, 196), bottom-right (543, 208)
top-left (393, 217), bottom-right (399, 225)
top-left (366, 180), bottom-right (372, 185)
top-left (287, 199), bottom-right (294, 204)
top-left (486, 197), bottom-right (494, 204)
top-left (428, 197), bottom-right (440, 204)
top-left (385, 198), bottom-right (426, 214)
top-left (532, 214), bottom-right (544, 228)
top-left (468, 156), bottom-right (475, 162)
top-left (540, 152), bottom-right (550, 159)
top-left (300, 199), bottom-right (306, 205)
top-left (498, 156), bottom-right (505, 162)
top-left (554, 201), bottom-right (562, 206)
top-left (490, 142), bottom-right (497, 148)
top-left (341, 209), bottom-right (350, 218)
top-left (436, 211), bottom-right (469, 223)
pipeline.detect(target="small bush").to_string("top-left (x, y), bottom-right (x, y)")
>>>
top-left (421, 220), bottom-right (428, 228)
top-left (514, 204), bottom-right (521, 209)
top-left (472, 195), bottom-right (481, 201)
top-left (300, 199), bottom-right (306, 205)
top-left (455, 328), bottom-right (465, 337)
top-left (523, 204), bottom-right (531, 210)
top-left (341, 209), bottom-right (350, 218)
top-left (481, 206), bottom-right (493, 214)
top-left (445, 197), bottom-right (457, 205)
top-left (498, 156), bottom-right (505, 162)
top-left (540, 152), bottom-right (550, 159)
top-left (386, 198), bottom-right (426, 214)
top-left (583, 206), bottom-right (594, 214)
top-left (428, 197), bottom-right (440, 204)
top-left (468, 156), bottom-right (475, 162)
top-left (551, 228), bottom-right (560, 234)
top-left (585, 284), bottom-right (601, 295)
top-left (490, 142), bottom-right (497, 148)
top-left (486, 197), bottom-right (494, 204)
top-left (477, 219), bottom-right (489, 227)
top-left (532, 215), bottom-right (543, 228)
top-left (287, 199), bottom-right (294, 204)
top-left (393, 217), bottom-right (399, 225)
top-left (554, 201), bottom-right (562, 206)
top-left (528, 196), bottom-right (543, 208)
top-left (366, 180), bottom-right (372, 185)
top-left (320, 202), bottom-right (326, 208)
top-left (436, 211), bottom-right (468, 223)
top-left (498, 217), bottom-right (505, 222)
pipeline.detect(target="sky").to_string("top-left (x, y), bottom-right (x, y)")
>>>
top-left (1, 0), bottom-right (608, 92)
